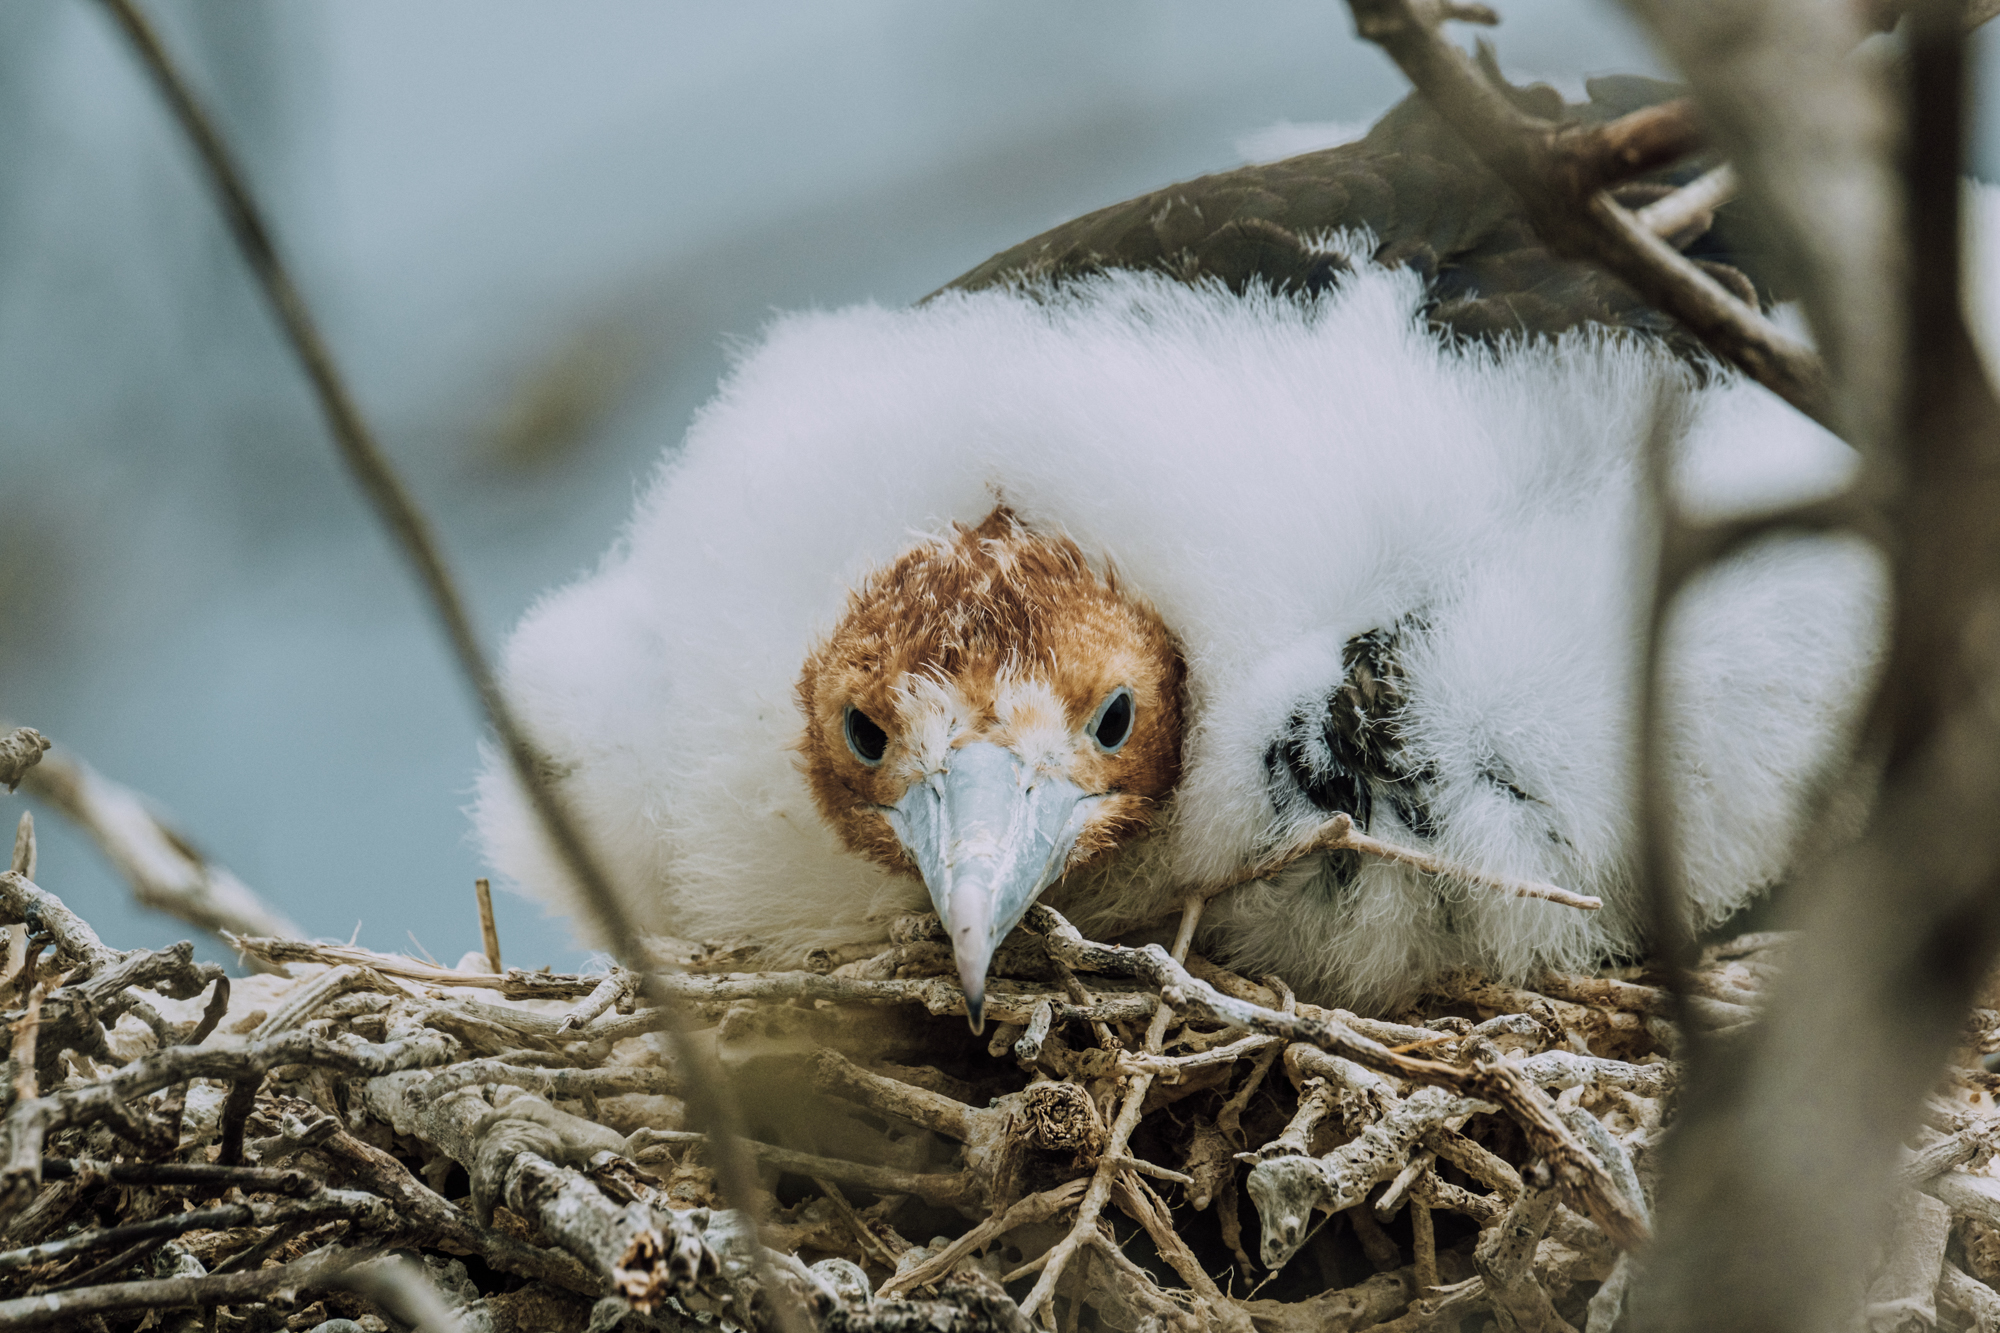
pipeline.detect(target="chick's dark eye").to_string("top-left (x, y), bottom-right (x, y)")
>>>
top-left (844, 706), bottom-right (888, 766)
top-left (1088, 687), bottom-right (1135, 754)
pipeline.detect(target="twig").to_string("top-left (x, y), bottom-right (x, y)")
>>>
top-left (1135, 948), bottom-right (1650, 1249)
top-left (1902, 1121), bottom-right (2000, 1182)
top-left (1260, 1078), bottom-right (1341, 1162)
top-left (1376, 1150), bottom-right (1437, 1221)
top-left (877, 1178), bottom-right (1089, 1297)
top-left (1100, 1154), bottom-right (1194, 1186)
top-left (8, 814), bottom-right (31, 881)
top-left (0, 874), bottom-right (123, 979)
top-left (1938, 1259), bottom-right (2000, 1329)
top-left (1014, 999), bottom-right (1055, 1063)
top-left (1341, 0), bottom-right (1830, 423)
top-left (1248, 1085), bottom-right (1489, 1269)
top-left (1017, 898), bottom-right (1250, 1331)
top-left (475, 877), bottom-right (502, 974)
top-left (317, 1128), bottom-right (598, 1294)
top-left (1205, 813), bottom-right (1602, 912)
top-left (0, 731), bottom-right (49, 795)
top-left (417, 1059), bottom-right (680, 1102)
top-left (356, 1073), bottom-right (832, 1321)
top-left (557, 970), bottom-right (635, 1034)
top-left (51, 1234), bottom-right (169, 1293)
top-left (1411, 1191), bottom-right (1438, 1294)
top-left (233, 934), bottom-right (1156, 1033)
top-left (1634, 163), bottom-right (1738, 240)
top-left (85, 5), bottom-right (800, 1326)
top-left (1108, 1171), bottom-right (1238, 1314)
top-left (811, 1178), bottom-right (903, 1270)
top-left (9, 978), bottom-right (50, 1105)
top-left (0, 1026), bottom-right (454, 1222)
top-left (19, 749), bottom-right (298, 948)
top-left (628, 1128), bottom-right (976, 1207)
top-left (0, 1239), bottom-right (388, 1329)
top-left (1470, 1162), bottom-right (1568, 1333)
top-left (39, 1158), bottom-right (314, 1192)
top-left (0, 1189), bottom-right (388, 1275)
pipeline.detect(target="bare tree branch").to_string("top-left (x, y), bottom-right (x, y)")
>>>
top-left (0, 732), bottom-right (48, 795)
top-left (20, 748), bottom-right (298, 948)
top-left (83, 5), bottom-right (798, 1320)
top-left (1341, 0), bottom-right (1831, 422)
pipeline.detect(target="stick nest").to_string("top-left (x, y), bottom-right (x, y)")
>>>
top-left (1, 869), bottom-right (1998, 1333)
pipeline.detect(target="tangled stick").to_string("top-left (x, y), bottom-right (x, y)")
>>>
top-left (1204, 812), bottom-right (1603, 912)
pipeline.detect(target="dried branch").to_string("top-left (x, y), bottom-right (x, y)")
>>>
top-left (1939, 1259), bottom-right (2000, 1330)
top-left (19, 749), bottom-right (297, 947)
top-left (1204, 812), bottom-right (1603, 911)
top-left (877, 1178), bottom-right (1088, 1297)
top-left (6, 975), bottom-right (56, 1108)
top-left (316, 1128), bottom-right (599, 1294)
top-left (1470, 1162), bottom-right (1568, 1333)
top-left (1248, 1084), bottom-right (1490, 1268)
top-left (0, 1239), bottom-right (390, 1329)
top-left (1015, 899), bottom-right (1254, 1331)
top-left (0, 1024), bottom-right (454, 1222)
top-left (1633, 163), bottom-right (1738, 240)
top-left (1612, 0), bottom-right (2000, 1327)
top-left (1133, 946), bottom-right (1650, 1249)
top-left (0, 1187), bottom-right (388, 1275)
top-left (1340, 0), bottom-right (1830, 422)
top-left (84, 6), bottom-right (801, 1326)
top-left (475, 876), bottom-right (503, 974)
top-left (631, 1128), bottom-right (977, 1207)
top-left (0, 732), bottom-right (49, 795)
top-left (0, 874), bottom-right (122, 980)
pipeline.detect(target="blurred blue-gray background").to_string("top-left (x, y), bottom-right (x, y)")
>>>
top-left (1, 2), bottom-right (1989, 970)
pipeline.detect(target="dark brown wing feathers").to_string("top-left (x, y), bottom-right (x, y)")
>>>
top-left (944, 73), bottom-right (1771, 360)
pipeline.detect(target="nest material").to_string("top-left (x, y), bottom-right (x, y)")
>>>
top-left (0, 869), bottom-right (1996, 1333)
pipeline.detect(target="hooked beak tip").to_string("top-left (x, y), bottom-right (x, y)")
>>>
top-left (957, 942), bottom-right (992, 1034)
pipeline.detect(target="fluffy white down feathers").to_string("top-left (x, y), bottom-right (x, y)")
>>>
top-left (473, 230), bottom-right (1919, 1009)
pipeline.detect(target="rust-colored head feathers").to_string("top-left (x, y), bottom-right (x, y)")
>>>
top-left (796, 506), bottom-right (1184, 1023)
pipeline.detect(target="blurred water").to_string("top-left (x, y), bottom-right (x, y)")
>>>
top-left (0, 2), bottom-right (1981, 970)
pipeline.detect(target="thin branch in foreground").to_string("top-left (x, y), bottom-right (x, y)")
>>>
top-left (20, 746), bottom-right (299, 949)
top-left (9, 812), bottom-right (32, 880)
top-left (0, 730), bottom-right (49, 795)
top-left (475, 876), bottom-right (503, 973)
top-left (1342, 0), bottom-right (1831, 424)
top-left (1619, 0), bottom-right (2000, 1327)
top-left (1635, 163), bottom-right (1739, 240)
top-left (1204, 811), bottom-right (1603, 911)
top-left (83, 7), bottom-right (795, 1326)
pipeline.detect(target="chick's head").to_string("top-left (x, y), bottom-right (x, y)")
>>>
top-left (796, 506), bottom-right (1183, 1023)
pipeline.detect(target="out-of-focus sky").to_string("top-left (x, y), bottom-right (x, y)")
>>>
top-left (0, 2), bottom-right (1990, 971)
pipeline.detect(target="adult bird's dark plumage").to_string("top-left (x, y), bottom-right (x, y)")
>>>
top-left (948, 73), bottom-right (1776, 355)
top-left (474, 77), bottom-right (1910, 1017)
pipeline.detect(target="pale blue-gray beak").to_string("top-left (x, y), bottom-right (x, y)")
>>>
top-left (883, 741), bottom-right (1103, 1032)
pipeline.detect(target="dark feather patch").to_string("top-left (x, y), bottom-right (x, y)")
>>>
top-left (1263, 621), bottom-right (1440, 892)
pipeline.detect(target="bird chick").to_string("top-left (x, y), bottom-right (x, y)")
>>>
top-left (474, 81), bottom-right (2000, 1011)
top-left (474, 256), bottom-right (1884, 1014)
top-left (795, 508), bottom-right (1183, 1024)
